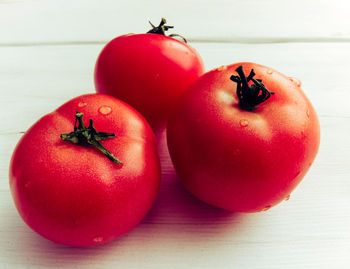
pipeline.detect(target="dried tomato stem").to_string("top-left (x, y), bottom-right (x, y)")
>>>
top-left (147, 18), bottom-right (187, 43)
top-left (60, 112), bottom-right (122, 164)
top-left (230, 65), bottom-right (274, 111)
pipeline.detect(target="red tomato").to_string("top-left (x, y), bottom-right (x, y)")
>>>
top-left (94, 18), bottom-right (204, 130)
top-left (9, 94), bottom-right (160, 246)
top-left (167, 62), bottom-right (320, 212)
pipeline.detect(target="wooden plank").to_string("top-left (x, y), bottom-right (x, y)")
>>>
top-left (1, 42), bottom-right (350, 268)
top-left (1, 42), bottom-right (349, 134)
top-left (1, 122), bottom-right (350, 268)
top-left (0, 0), bottom-right (350, 44)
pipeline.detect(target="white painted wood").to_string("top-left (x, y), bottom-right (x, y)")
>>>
top-left (0, 2), bottom-right (349, 268)
top-left (1, 42), bottom-right (350, 268)
top-left (0, 0), bottom-right (350, 45)
top-left (1, 42), bottom-right (349, 135)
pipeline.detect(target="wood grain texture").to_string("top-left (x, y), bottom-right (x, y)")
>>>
top-left (0, 0), bottom-right (350, 45)
top-left (1, 41), bottom-right (350, 268)
top-left (1, 0), bottom-right (349, 268)
top-left (1, 42), bottom-right (349, 135)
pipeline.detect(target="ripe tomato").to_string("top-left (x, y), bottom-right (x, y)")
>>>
top-left (94, 18), bottom-right (204, 130)
top-left (167, 62), bottom-right (320, 212)
top-left (9, 94), bottom-right (160, 246)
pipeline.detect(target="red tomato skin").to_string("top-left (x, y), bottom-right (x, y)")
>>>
top-left (167, 62), bottom-right (320, 213)
top-left (9, 94), bottom-right (161, 246)
top-left (94, 33), bottom-right (204, 130)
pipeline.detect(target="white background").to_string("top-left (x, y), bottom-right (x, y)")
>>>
top-left (1, 0), bottom-right (350, 268)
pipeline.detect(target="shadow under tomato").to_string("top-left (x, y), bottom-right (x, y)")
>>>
top-left (137, 130), bottom-right (251, 243)
top-left (1, 205), bottom-right (145, 268)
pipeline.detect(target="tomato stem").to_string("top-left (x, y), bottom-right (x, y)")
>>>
top-left (60, 112), bottom-right (122, 164)
top-left (147, 18), bottom-right (187, 43)
top-left (230, 65), bottom-right (274, 111)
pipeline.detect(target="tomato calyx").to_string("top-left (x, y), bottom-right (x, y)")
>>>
top-left (230, 65), bottom-right (275, 111)
top-left (147, 17), bottom-right (187, 43)
top-left (60, 111), bottom-right (122, 164)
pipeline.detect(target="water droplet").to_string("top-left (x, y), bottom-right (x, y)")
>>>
top-left (267, 69), bottom-right (273, 75)
top-left (288, 77), bottom-right (302, 87)
top-left (78, 102), bottom-right (87, 108)
top-left (306, 109), bottom-right (310, 118)
top-left (24, 181), bottom-right (32, 188)
top-left (93, 236), bottom-right (103, 243)
top-left (239, 119), bottom-right (249, 127)
top-left (285, 194), bottom-right (290, 201)
top-left (294, 171), bottom-right (301, 178)
top-left (98, 106), bottom-right (112, 115)
top-left (154, 73), bottom-right (160, 79)
top-left (217, 65), bottom-right (227, 71)
top-left (262, 205), bottom-right (271, 211)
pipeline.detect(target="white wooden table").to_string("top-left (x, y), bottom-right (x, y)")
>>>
top-left (1, 0), bottom-right (350, 268)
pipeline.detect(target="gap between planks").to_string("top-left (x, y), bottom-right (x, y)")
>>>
top-left (1, 37), bottom-right (350, 48)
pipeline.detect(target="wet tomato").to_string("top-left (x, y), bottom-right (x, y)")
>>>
top-left (9, 94), bottom-right (160, 246)
top-left (167, 62), bottom-right (320, 212)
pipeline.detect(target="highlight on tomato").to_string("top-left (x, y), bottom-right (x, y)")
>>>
top-left (167, 62), bottom-right (320, 213)
top-left (9, 94), bottom-right (161, 246)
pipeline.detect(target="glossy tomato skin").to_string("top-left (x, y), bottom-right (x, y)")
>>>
top-left (167, 62), bottom-right (320, 213)
top-left (94, 33), bottom-right (204, 130)
top-left (9, 94), bottom-right (160, 246)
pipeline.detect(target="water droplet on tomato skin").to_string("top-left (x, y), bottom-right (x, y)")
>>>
top-left (98, 106), bottom-right (112, 115)
top-left (24, 181), bottom-right (32, 188)
top-left (217, 65), bottom-right (227, 71)
top-left (267, 69), bottom-right (273, 75)
top-left (78, 102), bottom-right (87, 108)
top-left (294, 170), bottom-right (301, 178)
top-left (288, 77), bottom-right (302, 87)
top-left (262, 205), bottom-right (271, 211)
top-left (239, 119), bottom-right (249, 127)
top-left (93, 236), bottom-right (103, 243)
top-left (233, 148), bottom-right (240, 156)
top-left (285, 194), bottom-right (291, 201)
top-left (306, 109), bottom-right (310, 118)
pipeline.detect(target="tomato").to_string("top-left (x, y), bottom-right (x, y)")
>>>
top-left (94, 18), bottom-right (204, 131)
top-left (9, 94), bottom-right (160, 246)
top-left (167, 62), bottom-right (320, 212)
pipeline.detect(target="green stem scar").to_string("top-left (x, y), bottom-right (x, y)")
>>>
top-left (230, 65), bottom-right (275, 111)
top-left (60, 112), bottom-right (122, 164)
top-left (147, 17), bottom-right (187, 43)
